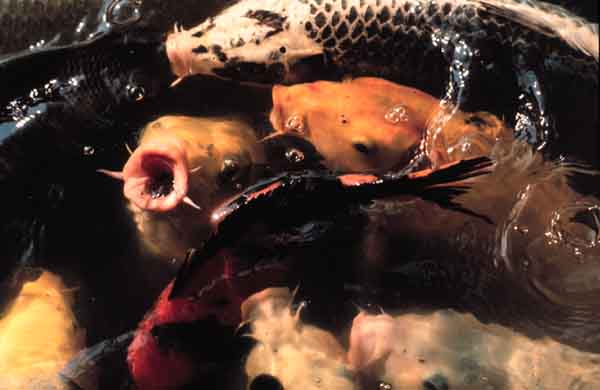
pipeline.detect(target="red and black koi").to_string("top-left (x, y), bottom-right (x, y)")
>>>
top-left (126, 157), bottom-right (492, 388)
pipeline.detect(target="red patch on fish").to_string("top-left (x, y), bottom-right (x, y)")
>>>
top-left (339, 174), bottom-right (379, 187)
top-left (128, 255), bottom-right (290, 388)
top-left (246, 180), bottom-right (283, 202)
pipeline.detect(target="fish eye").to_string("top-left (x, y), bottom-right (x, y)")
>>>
top-left (219, 158), bottom-right (241, 182)
top-left (250, 374), bottom-right (284, 390)
top-left (352, 141), bottom-right (376, 155)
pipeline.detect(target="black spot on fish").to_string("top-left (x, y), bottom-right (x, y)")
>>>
top-left (364, 6), bottom-right (375, 22)
top-left (246, 10), bottom-right (288, 40)
top-left (325, 3), bottom-right (332, 13)
top-left (212, 45), bottom-right (227, 62)
top-left (428, 2), bottom-right (439, 17)
top-left (232, 37), bottom-right (246, 47)
top-left (335, 22), bottom-right (349, 39)
top-left (269, 50), bottom-right (281, 61)
top-left (442, 2), bottom-right (452, 16)
top-left (265, 29), bottom-right (282, 39)
top-left (192, 45), bottom-right (208, 54)
top-left (453, 5), bottom-right (464, 16)
top-left (315, 0), bottom-right (323, 5)
top-left (213, 61), bottom-right (285, 83)
top-left (393, 9), bottom-right (404, 25)
top-left (341, 0), bottom-right (348, 10)
top-left (279, 46), bottom-right (286, 53)
top-left (404, 2), bottom-right (411, 12)
top-left (321, 25), bottom-right (333, 40)
top-left (323, 38), bottom-right (337, 48)
top-left (339, 38), bottom-right (352, 51)
top-left (348, 7), bottom-right (358, 24)
top-left (315, 12), bottom-right (327, 28)
top-left (377, 6), bottom-right (391, 23)
top-left (332, 11), bottom-right (341, 27)
top-left (192, 31), bottom-right (204, 38)
top-left (465, 6), bottom-right (476, 18)
top-left (366, 22), bottom-right (379, 39)
top-left (206, 17), bottom-right (216, 31)
top-left (310, 4), bottom-right (317, 14)
top-left (245, 10), bottom-right (287, 31)
top-left (381, 24), bottom-right (393, 39)
top-left (351, 21), bottom-right (364, 39)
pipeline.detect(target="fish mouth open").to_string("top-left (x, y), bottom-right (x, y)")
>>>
top-left (123, 140), bottom-right (190, 212)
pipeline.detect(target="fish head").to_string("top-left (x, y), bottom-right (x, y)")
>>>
top-left (166, 0), bottom-right (321, 84)
top-left (270, 78), bottom-right (434, 172)
top-left (122, 115), bottom-right (263, 257)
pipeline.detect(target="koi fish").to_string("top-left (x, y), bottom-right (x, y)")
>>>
top-left (269, 77), bottom-right (509, 171)
top-left (166, 0), bottom-right (598, 87)
top-left (127, 156), bottom-right (493, 387)
top-left (131, 139), bottom-right (600, 387)
top-left (100, 115), bottom-right (324, 258)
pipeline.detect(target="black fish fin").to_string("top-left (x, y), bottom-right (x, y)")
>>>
top-left (170, 158), bottom-right (493, 299)
top-left (59, 331), bottom-right (134, 386)
top-left (401, 157), bottom-right (494, 223)
top-left (418, 186), bottom-right (494, 224)
top-left (169, 248), bottom-right (199, 300)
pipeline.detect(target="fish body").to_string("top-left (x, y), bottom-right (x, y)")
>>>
top-left (0, 0), bottom-right (225, 56)
top-left (167, 0), bottom-right (598, 88)
top-left (130, 141), bottom-right (600, 387)
top-left (125, 157), bottom-right (493, 387)
top-left (0, 27), bottom-right (173, 305)
top-left (270, 77), bottom-right (510, 171)
top-left (106, 115), bottom-right (324, 259)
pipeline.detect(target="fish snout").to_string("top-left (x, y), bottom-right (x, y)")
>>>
top-left (122, 139), bottom-right (190, 212)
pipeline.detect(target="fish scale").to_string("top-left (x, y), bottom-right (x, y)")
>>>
top-left (168, 0), bottom-right (598, 87)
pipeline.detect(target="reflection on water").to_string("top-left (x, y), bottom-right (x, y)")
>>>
top-left (0, 0), bottom-right (598, 389)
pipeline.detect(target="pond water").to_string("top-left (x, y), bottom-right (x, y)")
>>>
top-left (0, 0), bottom-right (598, 389)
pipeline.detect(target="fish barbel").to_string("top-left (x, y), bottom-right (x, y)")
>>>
top-left (166, 0), bottom-right (598, 86)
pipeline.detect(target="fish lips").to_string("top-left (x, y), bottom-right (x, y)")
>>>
top-left (123, 139), bottom-right (190, 212)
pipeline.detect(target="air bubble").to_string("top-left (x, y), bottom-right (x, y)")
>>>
top-left (384, 104), bottom-right (409, 124)
top-left (126, 84), bottom-right (146, 101)
top-left (284, 115), bottom-right (304, 133)
top-left (379, 382), bottom-right (392, 390)
top-left (107, 0), bottom-right (143, 25)
top-left (285, 148), bottom-right (305, 163)
top-left (549, 203), bottom-right (600, 249)
top-left (83, 146), bottom-right (95, 156)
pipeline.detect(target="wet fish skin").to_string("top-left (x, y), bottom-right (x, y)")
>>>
top-left (0, 0), bottom-right (104, 55)
top-left (169, 156), bottom-right (492, 299)
top-left (0, 26), bottom-right (173, 305)
top-left (0, 0), bottom-right (228, 56)
top-left (168, 0), bottom-right (598, 89)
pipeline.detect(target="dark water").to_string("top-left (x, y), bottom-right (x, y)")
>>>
top-left (0, 1), bottom-right (598, 389)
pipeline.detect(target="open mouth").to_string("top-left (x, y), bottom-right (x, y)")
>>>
top-left (122, 140), bottom-right (190, 212)
top-left (143, 156), bottom-right (176, 199)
